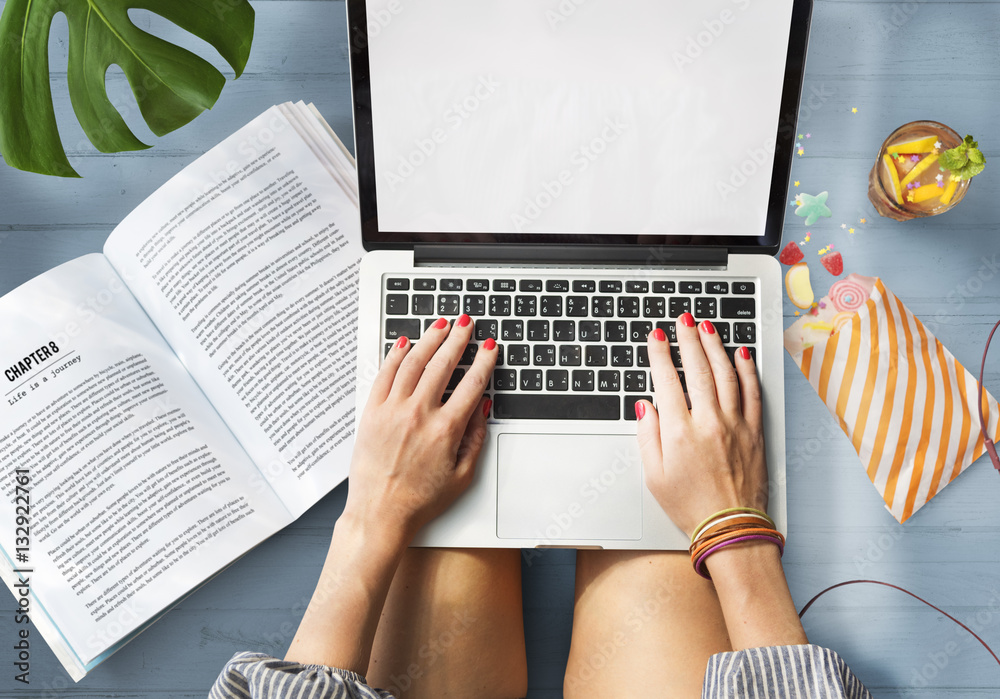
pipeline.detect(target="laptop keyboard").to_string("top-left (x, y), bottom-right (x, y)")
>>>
top-left (382, 274), bottom-right (757, 421)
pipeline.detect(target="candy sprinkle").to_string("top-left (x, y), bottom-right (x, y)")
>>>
top-left (934, 141), bottom-right (942, 149)
top-left (848, 228), bottom-right (855, 234)
top-left (860, 218), bottom-right (866, 223)
top-left (910, 154), bottom-right (920, 162)
top-left (798, 148), bottom-right (805, 156)
top-left (806, 133), bottom-right (811, 138)
top-left (852, 107), bottom-right (858, 113)
top-left (841, 223), bottom-right (847, 229)
top-left (794, 181), bottom-right (800, 187)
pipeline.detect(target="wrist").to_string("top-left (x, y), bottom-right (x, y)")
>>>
top-left (334, 508), bottom-right (411, 562)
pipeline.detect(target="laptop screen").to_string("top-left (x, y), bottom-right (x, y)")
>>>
top-left (350, 0), bottom-right (810, 252)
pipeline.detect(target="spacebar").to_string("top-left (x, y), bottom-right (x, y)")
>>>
top-left (493, 395), bottom-right (620, 420)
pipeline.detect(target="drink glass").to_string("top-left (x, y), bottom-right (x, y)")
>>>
top-left (868, 121), bottom-right (970, 221)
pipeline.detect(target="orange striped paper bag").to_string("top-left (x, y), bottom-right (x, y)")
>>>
top-left (784, 274), bottom-right (999, 522)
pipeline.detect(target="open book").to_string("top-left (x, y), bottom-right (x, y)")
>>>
top-left (0, 102), bottom-right (363, 681)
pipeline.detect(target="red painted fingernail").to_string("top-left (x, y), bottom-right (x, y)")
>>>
top-left (634, 401), bottom-right (646, 420)
top-left (700, 320), bottom-right (715, 335)
top-left (483, 337), bottom-right (497, 351)
top-left (432, 317), bottom-right (448, 330)
top-left (483, 399), bottom-right (492, 418)
top-left (395, 336), bottom-right (408, 349)
top-left (739, 346), bottom-right (751, 360)
top-left (652, 328), bottom-right (666, 342)
top-left (680, 312), bottom-right (695, 328)
top-left (457, 313), bottom-right (471, 327)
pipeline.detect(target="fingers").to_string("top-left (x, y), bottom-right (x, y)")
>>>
top-left (675, 312), bottom-right (719, 413)
top-left (634, 399), bottom-right (664, 485)
top-left (697, 320), bottom-right (742, 416)
top-left (369, 336), bottom-right (411, 404)
top-left (445, 337), bottom-right (498, 419)
top-left (734, 347), bottom-right (763, 431)
top-left (390, 316), bottom-right (457, 396)
top-left (416, 314), bottom-right (477, 400)
top-left (646, 327), bottom-right (688, 425)
top-left (453, 396), bottom-right (491, 484)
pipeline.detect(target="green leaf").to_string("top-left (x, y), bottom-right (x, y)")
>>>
top-left (968, 148), bottom-right (986, 165)
top-left (939, 148), bottom-right (968, 172)
top-left (0, 0), bottom-right (255, 177)
top-left (939, 134), bottom-right (987, 181)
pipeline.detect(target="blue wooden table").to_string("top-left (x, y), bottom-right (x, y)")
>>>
top-left (2, 1), bottom-right (999, 696)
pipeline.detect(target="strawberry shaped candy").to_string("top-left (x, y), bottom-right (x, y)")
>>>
top-left (779, 242), bottom-right (804, 265)
top-left (821, 251), bottom-right (843, 276)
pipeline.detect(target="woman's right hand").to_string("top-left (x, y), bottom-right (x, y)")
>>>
top-left (635, 312), bottom-right (768, 538)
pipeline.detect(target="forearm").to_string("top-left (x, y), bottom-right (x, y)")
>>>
top-left (706, 542), bottom-right (808, 651)
top-left (284, 513), bottom-right (408, 673)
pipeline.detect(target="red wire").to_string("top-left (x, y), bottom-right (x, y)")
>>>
top-left (798, 579), bottom-right (1000, 667)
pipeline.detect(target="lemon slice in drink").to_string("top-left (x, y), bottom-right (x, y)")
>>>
top-left (882, 154), bottom-right (904, 204)
top-left (886, 136), bottom-right (938, 155)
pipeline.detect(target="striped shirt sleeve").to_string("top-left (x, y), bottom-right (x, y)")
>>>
top-left (208, 652), bottom-right (396, 699)
top-left (702, 644), bottom-right (873, 699)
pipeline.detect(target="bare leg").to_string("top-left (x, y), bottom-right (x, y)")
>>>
top-left (367, 548), bottom-right (527, 699)
top-left (564, 550), bottom-right (732, 699)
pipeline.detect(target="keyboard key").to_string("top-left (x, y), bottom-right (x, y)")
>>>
top-left (463, 295), bottom-right (486, 316)
top-left (495, 343), bottom-right (504, 366)
top-left (546, 370), bottom-right (569, 391)
top-left (520, 370), bottom-right (543, 391)
top-left (540, 296), bottom-right (563, 316)
top-left (617, 297), bottom-right (640, 317)
top-left (670, 346), bottom-right (682, 367)
top-left (624, 395), bottom-right (653, 421)
top-left (424, 318), bottom-right (438, 330)
top-left (515, 295), bottom-right (537, 316)
top-left (468, 279), bottom-right (489, 291)
top-left (597, 370), bottom-right (621, 392)
top-left (626, 280), bottom-right (649, 293)
top-left (605, 321), bottom-right (627, 342)
top-left (527, 320), bottom-right (550, 341)
top-left (630, 321), bottom-right (652, 342)
top-left (546, 279), bottom-right (570, 292)
top-left (716, 321), bottom-right (731, 344)
top-left (655, 321), bottom-right (678, 343)
top-left (611, 345), bottom-right (633, 367)
top-left (573, 280), bottom-right (596, 293)
top-left (572, 370), bottom-right (595, 391)
top-left (384, 343), bottom-right (393, 357)
top-left (476, 319), bottom-right (498, 340)
top-left (490, 295), bottom-right (512, 316)
top-left (624, 370), bottom-right (647, 392)
top-left (566, 296), bottom-right (589, 317)
top-left (680, 281), bottom-right (702, 294)
top-left (652, 281), bottom-right (675, 294)
top-left (669, 298), bottom-right (691, 317)
top-left (643, 297), bottom-right (666, 318)
top-left (441, 279), bottom-right (463, 291)
top-left (386, 294), bottom-right (409, 315)
top-left (579, 321), bottom-right (602, 342)
top-left (726, 346), bottom-right (757, 364)
top-left (493, 394), bottom-right (619, 420)
top-left (593, 296), bottom-right (615, 317)
top-left (508, 344), bottom-right (530, 365)
top-left (559, 345), bottom-right (582, 366)
top-left (437, 295), bottom-right (460, 315)
top-left (494, 279), bottom-right (517, 291)
top-left (694, 297), bottom-right (717, 319)
top-left (447, 368), bottom-right (465, 390)
top-left (494, 369), bottom-right (517, 391)
top-left (706, 281), bottom-right (728, 294)
top-left (459, 344), bottom-right (478, 365)
top-left (637, 345), bottom-right (649, 367)
top-left (721, 298), bottom-right (755, 318)
top-left (385, 319), bottom-right (421, 340)
top-left (734, 323), bottom-right (756, 343)
top-left (534, 345), bottom-right (556, 366)
top-left (586, 346), bottom-right (608, 366)
top-left (387, 278), bottom-right (411, 292)
top-left (553, 320), bottom-right (576, 341)
top-left (501, 320), bottom-right (524, 341)
top-left (414, 278), bottom-right (436, 291)
top-left (520, 279), bottom-right (543, 292)
top-left (442, 392), bottom-right (452, 404)
top-left (412, 294), bottom-right (435, 315)
top-left (732, 281), bottom-right (756, 295)
top-left (600, 280), bottom-right (623, 293)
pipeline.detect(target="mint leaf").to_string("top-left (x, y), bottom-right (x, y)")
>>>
top-left (940, 134), bottom-right (986, 180)
top-left (939, 148), bottom-right (968, 171)
top-left (969, 148), bottom-right (986, 165)
top-left (957, 160), bottom-right (986, 180)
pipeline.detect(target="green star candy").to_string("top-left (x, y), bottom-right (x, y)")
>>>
top-left (794, 191), bottom-right (832, 226)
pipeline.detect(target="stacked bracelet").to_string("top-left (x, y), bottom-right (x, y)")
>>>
top-left (688, 507), bottom-right (784, 579)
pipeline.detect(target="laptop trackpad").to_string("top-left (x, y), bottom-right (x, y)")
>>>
top-left (497, 434), bottom-right (642, 541)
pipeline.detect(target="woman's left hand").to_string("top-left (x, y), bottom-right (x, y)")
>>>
top-left (343, 314), bottom-right (498, 543)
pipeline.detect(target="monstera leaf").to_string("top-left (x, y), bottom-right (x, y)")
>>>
top-left (0, 0), bottom-right (255, 177)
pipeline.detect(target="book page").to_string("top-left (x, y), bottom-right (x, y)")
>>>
top-left (0, 256), bottom-right (294, 669)
top-left (104, 106), bottom-right (363, 517)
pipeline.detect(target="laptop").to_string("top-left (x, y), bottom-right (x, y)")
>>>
top-left (348, 0), bottom-right (811, 550)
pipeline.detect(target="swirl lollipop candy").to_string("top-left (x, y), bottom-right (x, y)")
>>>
top-left (829, 278), bottom-right (868, 313)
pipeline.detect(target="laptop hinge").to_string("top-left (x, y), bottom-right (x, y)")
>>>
top-left (413, 244), bottom-right (727, 268)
